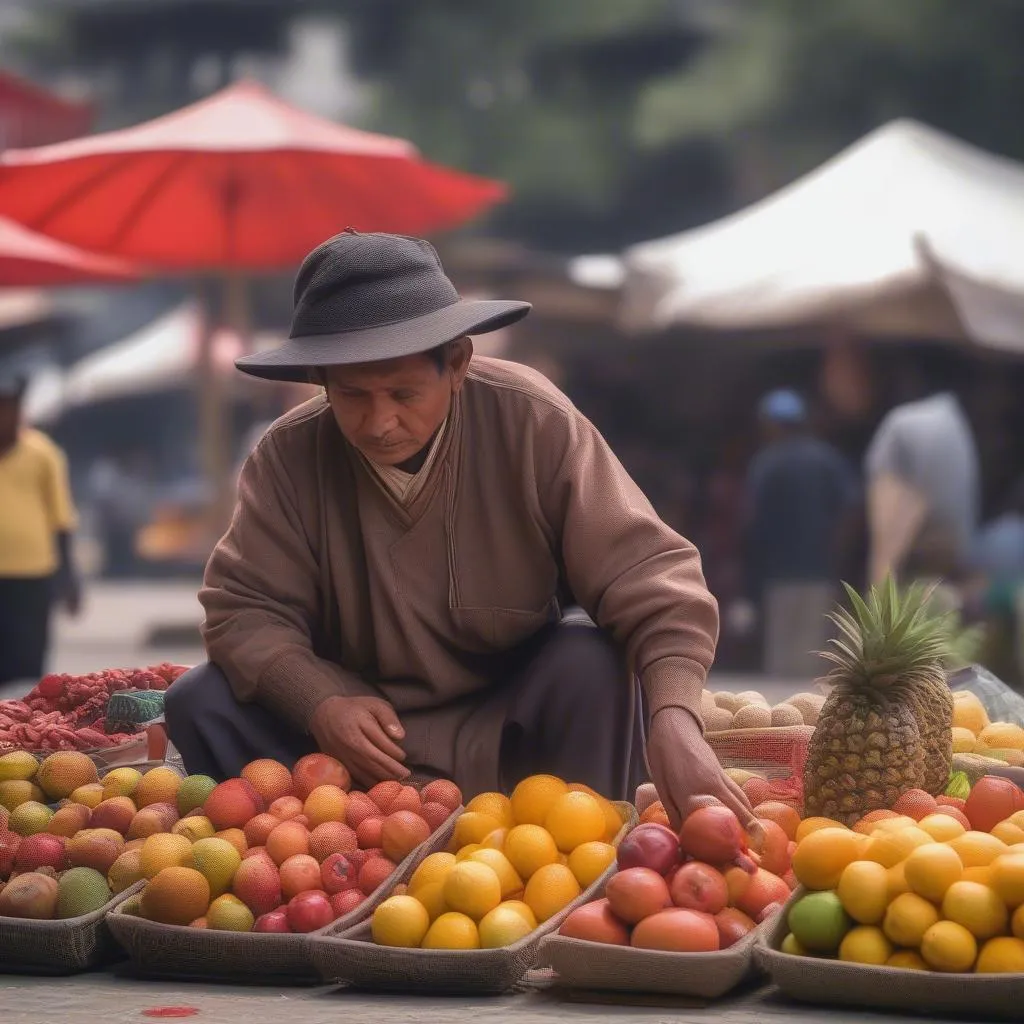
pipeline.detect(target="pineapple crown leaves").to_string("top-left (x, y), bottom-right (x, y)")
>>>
top-left (818, 576), bottom-right (954, 684)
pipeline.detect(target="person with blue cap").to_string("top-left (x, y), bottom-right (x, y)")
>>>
top-left (729, 388), bottom-right (860, 678)
top-left (0, 370), bottom-right (82, 686)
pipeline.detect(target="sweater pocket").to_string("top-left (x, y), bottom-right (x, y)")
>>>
top-left (449, 599), bottom-right (560, 651)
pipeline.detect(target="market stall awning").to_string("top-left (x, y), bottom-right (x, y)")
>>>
top-left (620, 119), bottom-right (1024, 349)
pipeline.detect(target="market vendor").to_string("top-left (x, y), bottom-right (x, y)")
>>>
top-left (166, 230), bottom-right (751, 828)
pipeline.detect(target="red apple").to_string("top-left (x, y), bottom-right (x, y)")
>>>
top-left (253, 908), bottom-right (291, 933)
top-left (615, 823), bottom-right (681, 875)
top-left (321, 852), bottom-right (361, 894)
top-left (669, 861), bottom-right (728, 914)
top-left (286, 889), bottom-right (334, 933)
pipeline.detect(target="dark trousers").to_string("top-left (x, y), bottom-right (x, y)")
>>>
top-left (0, 576), bottom-right (53, 686)
top-left (165, 622), bottom-right (649, 801)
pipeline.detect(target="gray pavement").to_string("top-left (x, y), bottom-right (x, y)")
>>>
top-left (3, 582), bottom-right (838, 1023)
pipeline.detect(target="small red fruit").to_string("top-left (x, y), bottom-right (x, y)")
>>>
top-left (286, 889), bottom-right (334, 933)
top-left (320, 853), bottom-right (361, 894)
top-left (669, 861), bottom-right (728, 914)
top-left (253, 908), bottom-right (291, 933)
top-left (605, 867), bottom-right (671, 925)
top-left (330, 889), bottom-right (365, 919)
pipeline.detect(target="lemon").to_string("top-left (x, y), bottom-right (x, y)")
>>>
top-left (836, 860), bottom-right (889, 925)
top-left (465, 793), bottom-right (514, 829)
top-left (101, 767), bottom-right (142, 798)
top-left (917, 813), bottom-right (967, 842)
top-left (523, 862), bottom-right (580, 923)
top-left (8, 800), bottom-right (53, 836)
top-left (838, 925), bottom-right (893, 965)
top-left (976, 936), bottom-right (1024, 973)
top-left (455, 843), bottom-right (483, 862)
top-left (0, 751), bottom-right (38, 782)
top-left (503, 824), bottom-right (559, 879)
top-left (792, 827), bottom-right (866, 889)
top-left (442, 861), bottom-right (502, 921)
top-left (422, 911), bottom-right (480, 949)
top-left (947, 831), bottom-right (1008, 868)
top-left (990, 853), bottom-right (1024, 908)
top-left (885, 950), bottom-right (928, 970)
top-left (510, 774), bottom-right (568, 826)
top-left (903, 842), bottom-right (963, 903)
top-left (207, 894), bottom-right (255, 932)
top-left (0, 780), bottom-right (45, 813)
top-left (172, 816), bottom-right (217, 843)
top-left (140, 833), bottom-right (195, 878)
top-left (413, 881), bottom-right (448, 921)
top-left (920, 920), bottom-right (978, 972)
top-left (176, 774), bottom-right (217, 815)
top-left (409, 852), bottom-right (456, 893)
top-left (191, 837), bottom-right (242, 897)
top-left (498, 899), bottom-right (538, 928)
top-left (453, 812), bottom-right (503, 850)
top-left (466, 848), bottom-right (523, 900)
top-left (478, 903), bottom-right (537, 948)
top-left (544, 792), bottom-right (606, 853)
top-left (863, 826), bottom-right (932, 869)
top-left (567, 841), bottom-right (616, 889)
top-left (883, 892), bottom-right (939, 948)
top-left (941, 880), bottom-right (1008, 940)
top-left (780, 933), bottom-right (808, 956)
top-left (372, 895), bottom-right (431, 947)
top-left (480, 828), bottom-right (508, 850)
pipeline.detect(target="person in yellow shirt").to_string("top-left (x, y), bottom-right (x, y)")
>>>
top-left (0, 372), bottom-right (81, 685)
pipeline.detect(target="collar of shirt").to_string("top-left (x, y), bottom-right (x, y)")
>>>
top-left (365, 416), bottom-right (449, 506)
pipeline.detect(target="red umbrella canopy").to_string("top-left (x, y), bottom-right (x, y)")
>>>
top-left (0, 80), bottom-right (508, 272)
top-left (0, 214), bottom-right (138, 286)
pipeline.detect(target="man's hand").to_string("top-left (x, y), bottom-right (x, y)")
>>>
top-left (310, 695), bottom-right (410, 789)
top-left (646, 706), bottom-right (760, 839)
top-left (56, 573), bottom-right (82, 617)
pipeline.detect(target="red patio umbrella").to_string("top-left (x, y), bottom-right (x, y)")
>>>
top-left (0, 214), bottom-right (137, 287)
top-left (0, 79), bottom-right (507, 270)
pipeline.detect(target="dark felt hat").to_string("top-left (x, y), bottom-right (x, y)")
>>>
top-left (236, 229), bottom-right (531, 383)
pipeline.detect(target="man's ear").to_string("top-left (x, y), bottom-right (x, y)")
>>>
top-left (449, 336), bottom-right (474, 392)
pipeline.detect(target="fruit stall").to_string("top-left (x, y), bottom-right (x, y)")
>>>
top-left (2, 583), bottom-right (1024, 1019)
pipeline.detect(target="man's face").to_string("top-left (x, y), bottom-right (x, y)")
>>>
top-left (323, 339), bottom-right (472, 466)
top-left (0, 396), bottom-right (20, 446)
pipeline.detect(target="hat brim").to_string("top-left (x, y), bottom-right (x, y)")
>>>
top-left (235, 298), bottom-right (531, 383)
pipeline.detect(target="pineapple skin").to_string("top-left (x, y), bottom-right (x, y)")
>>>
top-left (804, 687), bottom-right (926, 825)
top-left (910, 670), bottom-right (954, 796)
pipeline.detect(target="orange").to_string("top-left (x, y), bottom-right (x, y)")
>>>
top-left (886, 862), bottom-right (911, 900)
top-left (836, 860), bottom-right (889, 924)
top-left (206, 893), bottom-right (255, 931)
top-left (568, 783), bottom-right (623, 839)
top-left (214, 828), bottom-right (249, 856)
top-left (992, 821), bottom-right (1024, 846)
top-left (503, 824), bottom-right (559, 880)
top-left (412, 881), bottom-right (447, 922)
top-left (140, 833), bottom-right (194, 878)
top-left (133, 766), bottom-right (183, 808)
top-left (544, 792), bottom-right (606, 853)
top-left (916, 813), bottom-right (967, 842)
top-left (140, 867), bottom-right (210, 926)
top-left (853, 810), bottom-right (900, 835)
top-left (885, 950), bottom-right (928, 970)
top-left (443, 861), bottom-right (502, 921)
top-left (371, 895), bottom-right (430, 947)
top-left (464, 792), bottom-right (514, 829)
top-left (862, 826), bottom-right (932, 869)
top-left (946, 831), bottom-right (1008, 868)
top-left (191, 837), bottom-right (242, 897)
top-left (107, 848), bottom-right (144, 894)
top-left (882, 892), bottom-right (939, 948)
top-left (173, 816), bottom-right (216, 843)
top-left (753, 801), bottom-right (802, 841)
top-left (240, 759), bottom-right (294, 804)
top-left (941, 881), bottom-right (1008, 940)
top-left (421, 911), bottom-right (480, 950)
top-left (303, 785), bottom-right (349, 828)
top-left (466, 848), bottom-right (523, 900)
top-left (976, 936), bottom-right (1024, 973)
top-left (523, 862), bottom-right (580, 923)
top-left (100, 767), bottom-right (142, 799)
top-left (408, 851), bottom-right (456, 893)
top-left (69, 783), bottom-right (105, 809)
top-left (453, 811), bottom-right (503, 850)
top-left (903, 843), bottom-right (963, 903)
top-left (791, 827), bottom-right (866, 889)
top-left (795, 817), bottom-right (848, 842)
top-left (838, 925), bottom-right (893, 965)
top-left (867, 815), bottom-right (919, 835)
top-left (478, 902), bottom-right (537, 947)
top-left (36, 751), bottom-right (98, 799)
top-left (990, 853), bottom-right (1024, 908)
top-left (510, 774), bottom-right (568, 826)
top-left (1015, 904), bottom-right (1024, 940)
top-left (480, 828), bottom-right (508, 850)
top-left (567, 841), bottom-right (616, 888)
top-left (962, 865), bottom-right (994, 886)
top-left (454, 843), bottom-right (483, 862)
top-left (920, 920), bottom-right (977, 973)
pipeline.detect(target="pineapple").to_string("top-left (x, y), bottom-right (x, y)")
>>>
top-left (803, 578), bottom-right (954, 824)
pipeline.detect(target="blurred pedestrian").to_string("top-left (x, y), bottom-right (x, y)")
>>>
top-left (0, 372), bottom-right (82, 685)
top-left (864, 375), bottom-right (979, 587)
top-left (732, 389), bottom-right (860, 678)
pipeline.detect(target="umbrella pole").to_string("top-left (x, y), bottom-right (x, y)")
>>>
top-left (197, 277), bottom-right (231, 543)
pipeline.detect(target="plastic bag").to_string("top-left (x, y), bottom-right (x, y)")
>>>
top-left (947, 663), bottom-right (1024, 727)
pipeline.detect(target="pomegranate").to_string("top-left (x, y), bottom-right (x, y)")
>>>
top-left (321, 853), bottom-right (361, 894)
top-left (755, 819), bottom-right (792, 876)
top-left (733, 868), bottom-right (791, 919)
top-left (253, 908), bottom-right (291, 933)
top-left (559, 898), bottom-right (630, 945)
top-left (605, 867), bottom-right (671, 925)
top-left (286, 889), bottom-right (334, 933)
top-left (330, 889), bottom-right (365, 919)
top-left (678, 806), bottom-right (756, 872)
top-left (631, 908), bottom-right (720, 952)
top-left (669, 861), bottom-right (728, 914)
top-left (964, 776), bottom-right (1024, 833)
top-left (713, 907), bottom-right (756, 948)
top-left (615, 823), bottom-right (681, 875)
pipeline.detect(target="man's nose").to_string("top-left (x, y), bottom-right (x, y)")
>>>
top-left (365, 398), bottom-right (400, 436)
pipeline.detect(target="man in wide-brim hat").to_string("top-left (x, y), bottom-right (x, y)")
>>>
top-left (166, 230), bottom-right (750, 826)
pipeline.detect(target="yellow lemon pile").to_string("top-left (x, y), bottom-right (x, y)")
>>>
top-left (371, 774), bottom-right (621, 949)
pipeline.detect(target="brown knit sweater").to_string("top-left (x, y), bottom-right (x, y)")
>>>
top-left (200, 356), bottom-right (718, 788)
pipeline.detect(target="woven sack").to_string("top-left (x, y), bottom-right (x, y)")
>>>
top-left (707, 725), bottom-right (814, 784)
top-left (0, 880), bottom-right (144, 975)
top-left (106, 809), bottom-right (461, 983)
top-left (307, 802), bottom-right (637, 995)
top-left (756, 887), bottom-right (1019, 1019)
top-left (537, 915), bottom-right (769, 999)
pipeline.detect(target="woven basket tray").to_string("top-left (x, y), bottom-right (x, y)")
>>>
top-left (106, 809), bottom-right (461, 984)
top-left (0, 881), bottom-right (144, 975)
top-left (307, 802), bottom-right (637, 995)
top-left (755, 887), bottom-right (1019, 1019)
top-left (706, 725), bottom-right (814, 782)
top-left (537, 915), bottom-right (768, 999)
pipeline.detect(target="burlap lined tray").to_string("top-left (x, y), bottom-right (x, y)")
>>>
top-left (106, 809), bottom-right (461, 984)
top-left (755, 887), bottom-right (1020, 1019)
top-left (307, 802), bottom-right (637, 995)
top-left (537, 915), bottom-right (769, 998)
top-left (0, 880), bottom-right (144, 975)
top-left (706, 725), bottom-right (814, 782)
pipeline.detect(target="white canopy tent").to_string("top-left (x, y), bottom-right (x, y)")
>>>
top-left (620, 119), bottom-right (1024, 351)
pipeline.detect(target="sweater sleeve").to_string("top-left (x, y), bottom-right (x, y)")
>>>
top-left (199, 434), bottom-right (376, 731)
top-left (537, 408), bottom-right (719, 727)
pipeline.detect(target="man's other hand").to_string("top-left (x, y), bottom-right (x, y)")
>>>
top-left (310, 695), bottom-right (410, 788)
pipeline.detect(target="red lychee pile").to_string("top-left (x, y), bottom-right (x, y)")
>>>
top-left (560, 803), bottom-right (798, 951)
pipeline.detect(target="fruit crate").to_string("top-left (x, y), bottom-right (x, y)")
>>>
top-left (755, 887), bottom-right (1019, 1019)
top-left (706, 724), bottom-right (814, 783)
top-left (105, 810), bottom-right (461, 984)
top-left (306, 803), bottom-right (637, 995)
top-left (538, 910), bottom-right (772, 999)
top-left (0, 881), bottom-right (144, 975)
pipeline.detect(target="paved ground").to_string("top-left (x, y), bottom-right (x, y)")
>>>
top-left (4, 582), bottom-right (845, 1023)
